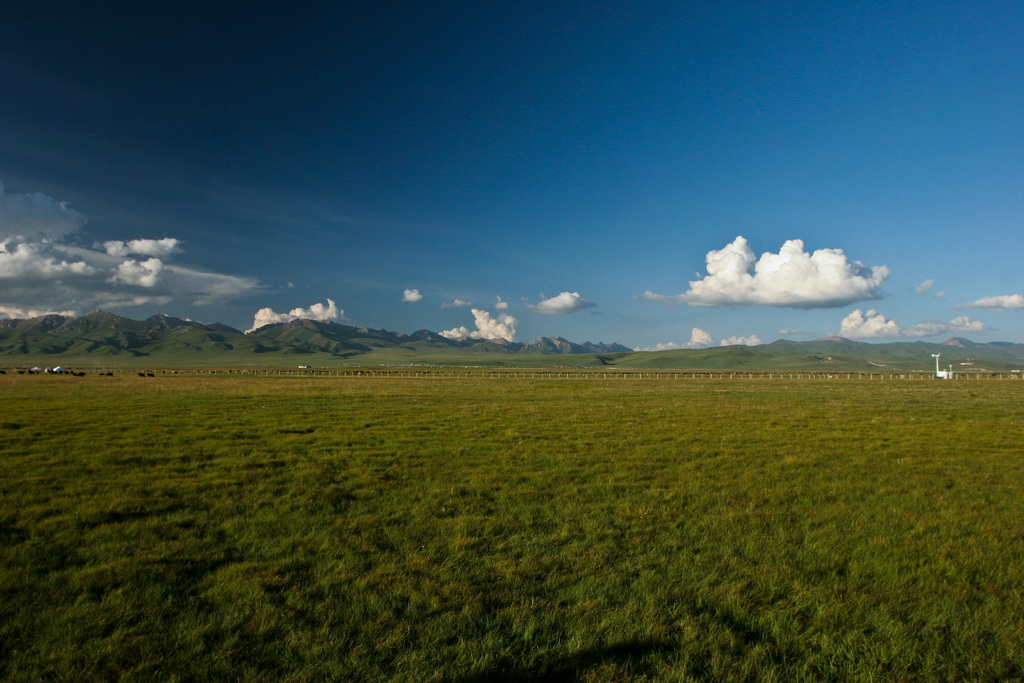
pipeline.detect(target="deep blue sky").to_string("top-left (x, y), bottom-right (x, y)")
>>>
top-left (2, 1), bottom-right (1022, 348)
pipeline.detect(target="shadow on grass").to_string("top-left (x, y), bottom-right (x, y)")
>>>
top-left (445, 639), bottom-right (677, 682)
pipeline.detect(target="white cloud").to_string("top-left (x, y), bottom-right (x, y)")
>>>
top-left (0, 305), bottom-right (77, 319)
top-left (102, 238), bottom-right (181, 258)
top-left (721, 334), bottom-right (762, 346)
top-left (688, 328), bottom-right (715, 348)
top-left (903, 316), bottom-right (985, 337)
top-left (247, 298), bottom-right (342, 333)
top-left (0, 239), bottom-right (96, 279)
top-left (402, 288), bottom-right (423, 303)
top-left (440, 325), bottom-right (472, 339)
top-left (441, 298), bottom-right (473, 308)
top-left (0, 183), bottom-right (258, 317)
top-left (949, 316), bottom-right (985, 332)
top-left (840, 309), bottom-right (985, 339)
top-left (634, 327), bottom-right (760, 351)
top-left (960, 294), bottom-right (1024, 310)
top-left (915, 279), bottom-right (945, 299)
top-left (111, 258), bottom-right (164, 287)
top-left (495, 296), bottom-right (509, 310)
top-left (644, 236), bottom-right (889, 308)
top-left (840, 309), bottom-right (902, 338)
top-left (440, 308), bottom-right (517, 342)
top-left (527, 291), bottom-right (597, 315)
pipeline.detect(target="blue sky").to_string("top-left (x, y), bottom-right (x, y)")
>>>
top-left (2, 1), bottom-right (1022, 348)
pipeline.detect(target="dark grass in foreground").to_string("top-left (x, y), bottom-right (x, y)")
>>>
top-left (1, 374), bottom-right (1023, 681)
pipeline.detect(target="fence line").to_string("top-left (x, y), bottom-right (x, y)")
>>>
top-left (240, 369), bottom-right (1021, 380)
top-left (5, 367), bottom-right (1021, 380)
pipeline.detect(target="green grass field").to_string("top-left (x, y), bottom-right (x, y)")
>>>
top-left (2, 373), bottom-right (1022, 681)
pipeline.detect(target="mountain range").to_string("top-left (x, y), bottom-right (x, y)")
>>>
top-left (2, 310), bottom-right (1023, 371)
top-left (0, 311), bottom-right (631, 363)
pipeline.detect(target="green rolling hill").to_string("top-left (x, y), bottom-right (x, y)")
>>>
top-left (1, 311), bottom-right (1022, 371)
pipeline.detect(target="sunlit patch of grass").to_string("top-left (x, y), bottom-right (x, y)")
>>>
top-left (1, 373), bottom-right (1023, 680)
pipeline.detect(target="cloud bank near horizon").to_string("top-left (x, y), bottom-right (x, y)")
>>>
top-left (247, 298), bottom-right (343, 333)
top-left (0, 182), bottom-right (259, 319)
top-left (958, 294), bottom-right (1024, 310)
top-left (839, 309), bottom-right (984, 339)
top-left (644, 236), bottom-right (890, 308)
top-left (635, 327), bottom-right (761, 351)
top-left (441, 308), bottom-right (518, 342)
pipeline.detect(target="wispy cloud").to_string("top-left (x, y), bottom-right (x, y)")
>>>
top-left (247, 298), bottom-right (342, 333)
top-left (839, 309), bottom-right (984, 339)
top-left (527, 291), bottom-right (596, 315)
top-left (915, 279), bottom-right (945, 299)
top-left (441, 298), bottom-right (473, 308)
top-left (0, 182), bottom-right (259, 318)
top-left (958, 294), bottom-right (1024, 310)
top-left (643, 236), bottom-right (889, 308)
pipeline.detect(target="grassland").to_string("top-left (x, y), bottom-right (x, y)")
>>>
top-left (2, 373), bottom-right (1023, 681)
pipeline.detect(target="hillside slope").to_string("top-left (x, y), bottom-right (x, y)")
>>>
top-left (2, 312), bottom-right (1022, 370)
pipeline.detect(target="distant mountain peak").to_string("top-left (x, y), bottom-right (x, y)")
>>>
top-left (942, 337), bottom-right (974, 347)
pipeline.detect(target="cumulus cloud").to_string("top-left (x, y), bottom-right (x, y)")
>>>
top-left (495, 296), bottom-right (509, 310)
top-left (840, 309), bottom-right (985, 339)
top-left (102, 238), bottom-right (181, 258)
top-left (0, 182), bottom-right (258, 317)
top-left (721, 334), bottom-right (762, 346)
top-left (840, 309), bottom-right (902, 338)
top-left (688, 328), bottom-right (715, 348)
top-left (440, 308), bottom-right (518, 342)
top-left (0, 239), bottom-right (96, 279)
top-left (441, 299), bottom-right (473, 308)
top-left (959, 294), bottom-right (1024, 310)
top-left (111, 258), bottom-right (164, 287)
top-left (634, 327), bottom-right (759, 351)
top-left (643, 236), bottom-right (889, 308)
top-left (527, 291), bottom-right (597, 315)
top-left (247, 298), bottom-right (342, 333)
top-left (402, 288), bottom-right (423, 303)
